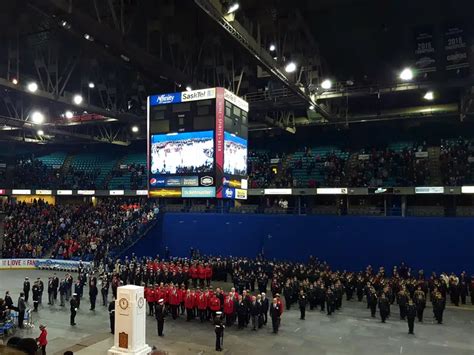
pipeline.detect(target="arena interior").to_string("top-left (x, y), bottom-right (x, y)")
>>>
top-left (0, 0), bottom-right (474, 354)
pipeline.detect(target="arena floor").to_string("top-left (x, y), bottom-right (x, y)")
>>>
top-left (1, 270), bottom-right (474, 355)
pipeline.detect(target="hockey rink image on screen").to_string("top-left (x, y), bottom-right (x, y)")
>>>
top-left (150, 131), bottom-right (214, 174)
top-left (224, 132), bottom-right (247, 176)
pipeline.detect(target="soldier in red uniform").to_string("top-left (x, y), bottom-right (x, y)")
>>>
top-left (190, 264), bottom-right (198, 288)
top-left (169, 285), bottom-right (180, 319)
top-left (178, 284), bottom-right (186, 315)
top-left (197, 291), bottom-right (208, 323)
top-left (223, 294), bottom-right (236, 326)
top-left (198, 264), bottom-right (206, 288)
top-left (145, 285), bottom-right (155, 316)
top-left (205, 264), bottom-right (213, 287)
top-left (209, 293), bottom-right (221, 319)
top-left (185, 289), bottom-right (195, 321)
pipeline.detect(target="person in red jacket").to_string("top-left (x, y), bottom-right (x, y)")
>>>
top-left (197, 292), bottom-right (208, 323)
top-left (145, 286), bottom-right (155, 316)
top-left (205, 264), bottom-right (213, 287)
top-left (209, 294), bottom-right (221, 319)
top-left (36, 324), bottom-right (48, 355)
top-left (198, 264), bottom-right (206, 288)
top-left (169, 286), bottom-right (180, 319)
top-left (178, 284), bottom-right (186, 315)
top-left (185, 289), bottom-right (195, 321)
top-left (190, 264), bottom-right (198, 288)
top-left (223, 295), bottom-right (236, 326)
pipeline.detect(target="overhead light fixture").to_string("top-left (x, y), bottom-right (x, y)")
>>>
top-left (285, 62), bottom-right (297, 73)
top-left (120, 54), bottom-right (130, 62)
top-left (88, 82), bottom-right (95, 89)
top-left (424, 91), bottom-right (434, 101)
top-left (65, 110), bottom-right (73, 119)
top-left (186, 86), bottom-right (192, 91)
top-left (37, 129), bottom-right (44, 136)
top-left (273, 56), bottom-right (278, 61)
top-left (399, 67), bottom-right (414, 81)
top-left (131, 126), bottom-right (139, 133)
top-left (227, 2), bottom-right (240, 14)
top-left (73, 94), bottom-right (83, 105)
top-left (309, 105), bottom-right (315, 110)
top-left (12, 78), bottom-right (18, 85)
top-left (27, 82), bottom-right (38, 93)
top-left (321, 79), bottom-right (332, 90)
top-left (31, 111), bottom-right (45, 125)
top-left (269, 44), bottom-right (276, 51)
top-left (84, 34), bottom-right (94, 41)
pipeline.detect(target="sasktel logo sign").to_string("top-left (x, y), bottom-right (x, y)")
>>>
top-left (182, 88), bottom-right (216, 102)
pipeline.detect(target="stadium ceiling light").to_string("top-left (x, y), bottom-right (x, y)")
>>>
top-left (65, 110), bottom-right (74, 119)
top-left (273, 56), bottom-right (278, 60)
top-left (227, 2), bottom-right (240, 14)
top-left (285, 62), bottom-right (297, 73)
top-left (399, 67), bottom-right (414, 81)
top-left (37, 129), bottom-right (44, 136)
top-left (131, 125), bottom-right (139, 133)
top-left (269, 44), bottom-right (276, 51)
top-left (12, 78), bottom-right (18, 85)
top-left (186, 86), bottom-right (192, 91)
top-left (27, 82), bottom-right (38, 93)
top-left (31, 111), bottom-right (45, 125)
top-left (321, 79), bottom-right (332, 90)
top-left (309, 105), bottom-right (315, 110)
top-left (88, 82), bottom-right (95, 89)
top-left (84, 33), bottom-right (94, 41)
top-left (73, 94), bottom-right (83, 105)
top-left (424, 91), bottom-right (434, 101)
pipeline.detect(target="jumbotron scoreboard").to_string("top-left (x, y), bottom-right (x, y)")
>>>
top-left (147, 87), bottom-right (248, 199)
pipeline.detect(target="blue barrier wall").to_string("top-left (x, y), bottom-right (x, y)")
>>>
top-left (136, 213), bottom-right (474, 274)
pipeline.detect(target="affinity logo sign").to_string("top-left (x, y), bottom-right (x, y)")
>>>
top-left (150, 92), bottom-right (181, 106)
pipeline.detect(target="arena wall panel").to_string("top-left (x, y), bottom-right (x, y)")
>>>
top-left (148, 213), bottom-right (474, 273)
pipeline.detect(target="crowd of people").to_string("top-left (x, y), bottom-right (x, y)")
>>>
top-left (440, 138), bottom-right (474, 186)
top-left (1, 199), bottom-right (158, 261)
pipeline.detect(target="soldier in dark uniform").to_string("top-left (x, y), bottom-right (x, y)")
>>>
top-left (298, 290), bottom-right (307, 320)
top-left (214, 312), bottom-right (225, 352)
top-left (155, 298), bottom-right (166, 336)
top-left (17, 293), bottom-right (26, 329)
top-left (32, 281), bottom-right (41, 312)
top-left (356, 275), bottom-right (365, 302)
top-left (397, 286), bottom-right (409, 320)
top-left (378, 293), bottom-right (390, 323)
top-left (414, 286), bottom-right (426, 322)
top-left (101, 276), bottom-right (109, 306)
top-left (237, 296), bottom-right (248, 329)
top-left (432, 290), bottom-right (445, 324)
top-left (269, 297), bottom-right (281, 334)
top-left (326, 288), bottom-right (335, 316)
top-left (52, 273), bottom-right (59, 302)
top-left (47, 278), bottom-right (54, 305)
top-left (406, 298), bottom-right (417, 334)
top-left (23, 278), bottom-right (31, 303)
top-left (70, 294), bottom-right (78, 326)
top-left (261, 293), bottom-right (269, 325)
top-left (59, 279), bottom-right (67, 307)
top-left (368, 287), bottom-right (378, 318)
top-left (108, 299), bottom-right (115, 334)
top-left (89, 280), bottom-right (98, 311)
top-left (37, 278), bottom-right (44, 305)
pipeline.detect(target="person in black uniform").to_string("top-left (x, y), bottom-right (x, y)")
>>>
top-left (368, 287), bottom-right (377, 317)
top-left (89, 280), bottom-right (98, 311)
top-left (32, 281), bottom-right (41, 312)
top-left (214, 312), bottom-right (225, 352)
top-left (413, 286), bottom-right (426, 322)
top-left (406, 298), bottom-right (417, 335)
top-left (108, 299), bottom-right (115, 334)
top-left (155, 298), bottom-right (165, 336)
top-left (298, 290), bottom-right (307, 320)
top-left (249, 296), bottom-right (260, 331)
top-left (17, 293), bottom-right (26, 329)
top-left (397, 287), bottom-right (409, 320)
top-left (432, 290), bottom-right (445, 324)
top-left (101, 277), bottom-right (109, 306)
top-left (52, 273), bottom-right (59, 302)
top-left (269, 298), bottom-right (281, 334)
top-left (326, 288), bottom-right (335, 316)
top-left (261, 293), bottom-right (269, 325)
top-left (378, 293), bottom-right (390, 323)
top-left (37, 278), bottom-right (44, 305)
top-left (237, 295), bottom-right (248, 329)
top-left (4, 291), bottom-right (13, 309)
top-left (23, 278), bottom-right (30, 303)
top-left (47, 278), bottom-right (54, 305)
top-left (70, 294), bottom-right (78, 326)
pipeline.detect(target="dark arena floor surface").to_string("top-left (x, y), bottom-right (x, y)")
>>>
top-left (1, 270), bottom-right (474, 355)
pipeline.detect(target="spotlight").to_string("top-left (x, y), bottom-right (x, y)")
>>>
top-left (37, 129), bottom-right (44, 136)
top-left (88, 82), bottom-right (95, 89)
top-left (73, 94), bottom-right (83, 105)
top-left (321, 79), bottom-right (332, 90)
top-left (84, 34), bottom-right (94, 41)
top-left (61, 20), bottom-right (68, 27)
top-left (186, 86), bottom-right (192, 91)
top-left (424, 91), bottom-right (434, 101)
top-left (65, 110), bottom-right (73, 119)
top-left (227, 2), bottom-right (239, 14)
top-left (269, 44), bottom-right (276, 51)
top-left (399, 67), bottom-right (414, 81)
top-left (12, 78), bottom-right (18, 85)
top-left (284, 62), bottom-right (297, 73)
top-left (31, 111), bottom-right (45, 125)
top-left (27, 82), bottom-right (38, 93)
top-left (131, 126), bottom-right (139, 133)
top-left (309, 105), bottom-right (315, 110)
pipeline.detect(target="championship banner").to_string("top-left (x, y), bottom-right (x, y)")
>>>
top-left (414, 26), bottom-right (436, 73)
top-left (444, 25), bottom-right (469, 72)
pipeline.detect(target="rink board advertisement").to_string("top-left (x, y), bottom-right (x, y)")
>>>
top-left (147, 87), bottom-right (248, 199)
top-left (0, 259), bottom-right (91, 270)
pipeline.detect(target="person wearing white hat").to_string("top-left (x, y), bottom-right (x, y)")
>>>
top-left (214, 311), bottom-right (225, 352)
top-left (155, 299), bottom-right (166, 336)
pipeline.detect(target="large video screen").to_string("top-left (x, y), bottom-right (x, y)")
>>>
top-left (223, 132), bottom-right (247, 176)
top-left (150, 131), bottom-right (214, 175)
